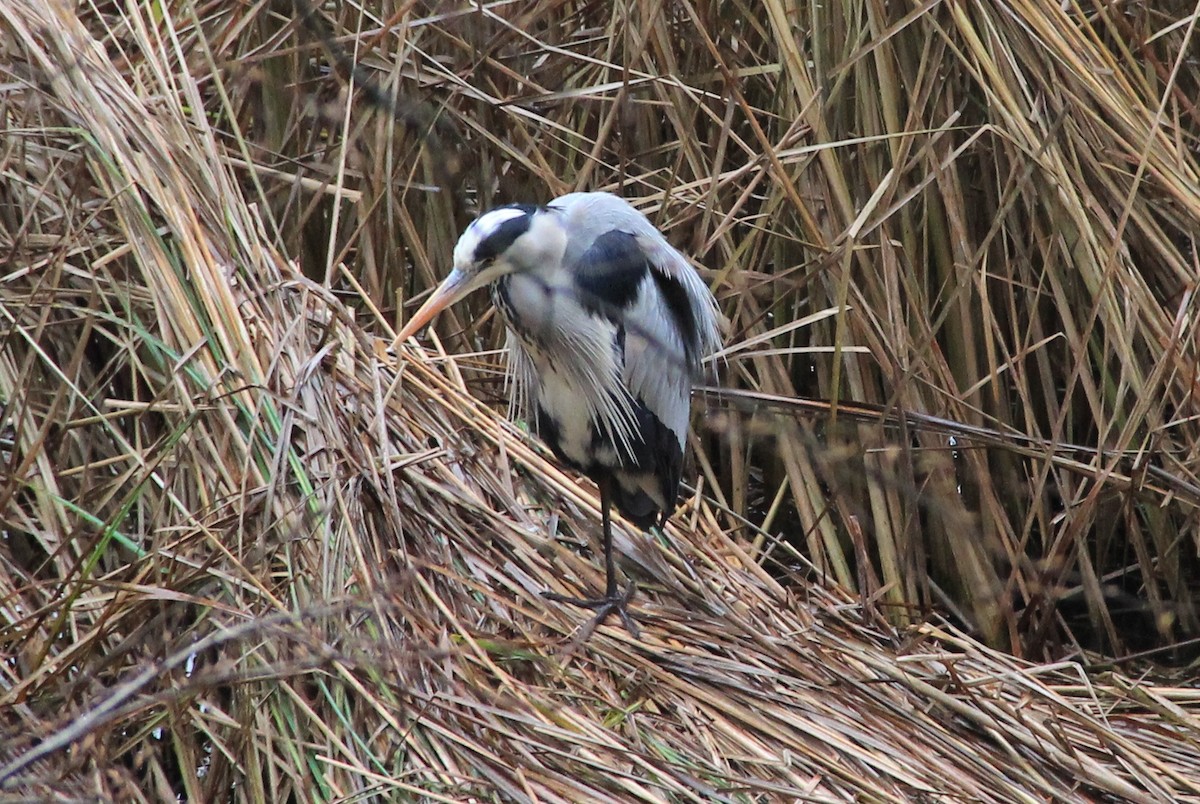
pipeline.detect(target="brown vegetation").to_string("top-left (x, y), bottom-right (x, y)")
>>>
top-left (1, 0), bottom-right (1199, 800)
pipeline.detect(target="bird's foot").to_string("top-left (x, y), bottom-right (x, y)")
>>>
top-left (542, 582), bottom-right (640, 640)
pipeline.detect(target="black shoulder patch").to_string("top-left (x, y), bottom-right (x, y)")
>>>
top-left (572, 231), bottom-right (649, 316)
top-left (652, 269), bottom-right (700, 366)
top-left (473, 205), bottom-right (539, 263)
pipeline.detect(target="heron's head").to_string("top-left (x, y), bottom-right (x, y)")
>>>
top-left (395, 204), bottom-right (567, 341)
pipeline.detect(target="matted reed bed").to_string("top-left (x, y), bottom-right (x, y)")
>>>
top-left (2, 0), bottom-right (1199, 800)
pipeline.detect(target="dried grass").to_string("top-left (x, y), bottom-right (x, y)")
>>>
top-left (2, 0), bottom-right (1200, 800)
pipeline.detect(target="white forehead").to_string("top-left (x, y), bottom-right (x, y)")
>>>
top-left (470, 207), bottom-right (528, 236)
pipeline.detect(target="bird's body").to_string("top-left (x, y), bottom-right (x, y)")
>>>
top-left (396, 192), bottom-right (721, 636)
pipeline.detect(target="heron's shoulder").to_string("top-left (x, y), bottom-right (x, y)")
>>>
top-left (569, 229), bottom-right (650, 314)
top-left (548, 191), bottom-right (631, 215)
top-left (549, 192), bottom-right (652, 236)
top-left (550, 193), bottom-right (721, 350)
top-left (550, 194), bottom-right (683, 268)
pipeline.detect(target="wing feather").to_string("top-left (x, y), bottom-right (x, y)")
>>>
top-left (505, 192), bottom-right (721, 491)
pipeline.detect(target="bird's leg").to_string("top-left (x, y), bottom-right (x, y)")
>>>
top-left (600, 477), bottom-right (619, 599)
top-left (542, 477), bottom-right (640, 639)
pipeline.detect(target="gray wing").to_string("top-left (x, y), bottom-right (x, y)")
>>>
top-left (553, 192), bottom-right (722, 369)
top-left (557, 193), bottom-right (723, 451)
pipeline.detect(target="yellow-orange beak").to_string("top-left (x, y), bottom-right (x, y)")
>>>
top-left (391, 268), bottom-right (475, 348)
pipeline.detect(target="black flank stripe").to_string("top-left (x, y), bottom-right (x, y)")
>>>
top-left (652, 269), bottom-right (699, 366)
top-left (535, 405), bottom-right (572, 468)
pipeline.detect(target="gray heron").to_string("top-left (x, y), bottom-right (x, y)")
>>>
top-left (394, 192), bottom-right (722, 637)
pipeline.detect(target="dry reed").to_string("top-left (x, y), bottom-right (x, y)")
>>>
top-left (2, 0), bottom-right (1199, 800)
